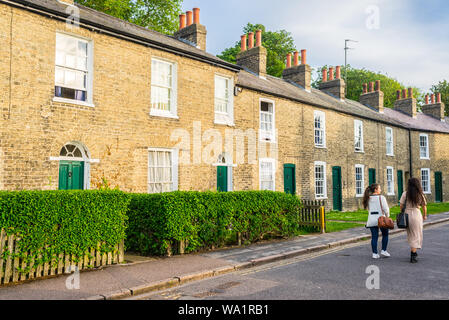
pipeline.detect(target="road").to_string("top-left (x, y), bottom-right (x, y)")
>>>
top-left (130, 222), bottom-right (449, 300)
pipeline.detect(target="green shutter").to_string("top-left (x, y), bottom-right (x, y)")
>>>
top-left (435, 172), bottom-right (443, 203)
top-left (397, 170), bottom-right (404, 202)
top-left (369, 169), bottom-right (376, 185)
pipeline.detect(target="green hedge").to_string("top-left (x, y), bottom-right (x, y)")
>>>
top-left (0, 190), bottom-right (129, 269)
top-left (126, 191), bottom-right (302, 256)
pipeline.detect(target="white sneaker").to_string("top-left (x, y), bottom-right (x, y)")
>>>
top-left (381, 250), bottom-right (391, 258)
top-left (372, 253), bottom-right (380, 259)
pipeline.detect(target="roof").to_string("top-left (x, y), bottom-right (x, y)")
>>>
top-left (9, 0), bottom-right (240, 72)
top-left (237, 69), bottom-right (449, 134)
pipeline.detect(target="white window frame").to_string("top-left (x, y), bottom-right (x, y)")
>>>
top-left (150, 57), bottom-right (178, 119)
top-left (386, 127), bottom-right (394, 156)
top-left (259, 158), bottom-right (276, 191)
top-left (419, 134), bottom-right (430, 160)
top-left (421, 168), bottom-right (431, 194)
top-left (147, 148), bottom-right (179, 194)
top-left (386, 166), bottom-right (395, 196)
top-left (355, 164), bottom-right (365, 197)
top-left (314, 161), bottom-right (327, 200)
top-left (53, 32), bottom-right (94, 107)
top-left (214, 74), bottom-right (234, 126)
top-left (354, 120), bottom-right (364, 153)
top-left (259, 98), bottom-right (276, 143)
top-left (314, 111), bottom-right (326, 148)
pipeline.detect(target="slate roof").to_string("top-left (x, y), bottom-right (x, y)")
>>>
top-left (10, 0), bottom-right (449, 134)
top-left (12, 0), bottom-right (240, 71)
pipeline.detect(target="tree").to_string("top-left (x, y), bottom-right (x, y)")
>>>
top-left (430, 80), bottom-right (449, 116)
top-left (75, 0), bottom-right (183, 35)
top-left (312, 65), bottom-right (423, 109)
top-left (217, 23), bottom-right (297, 78)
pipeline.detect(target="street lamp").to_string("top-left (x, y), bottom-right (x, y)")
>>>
top-left (344, 39), bottom-right (358, 94)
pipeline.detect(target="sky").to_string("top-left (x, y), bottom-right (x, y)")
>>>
top-left (181, 0), bottom-right (449, 92)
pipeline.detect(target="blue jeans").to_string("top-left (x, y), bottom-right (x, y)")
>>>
top-left (369, 227), bottom-right (389, 254)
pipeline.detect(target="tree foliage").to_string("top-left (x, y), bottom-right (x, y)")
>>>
top-left (75, 0), bottom-right (183, 35)
top-left (430, 80), bottom-right (449, 116)
top-left (312, 65), bottom-right (423, 109)
top-left (217, 23), bottom-right (297, 78)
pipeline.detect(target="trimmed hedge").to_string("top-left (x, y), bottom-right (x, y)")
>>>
top-left (126, 191), bottom-right (302, 256)
top-left (0, 190), bottom-right (129, 269)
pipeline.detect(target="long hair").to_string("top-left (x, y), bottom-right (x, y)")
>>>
top-left (363, 184), bottom-right (380, 210)
top-left (406, 178), bottom-right (426, 207)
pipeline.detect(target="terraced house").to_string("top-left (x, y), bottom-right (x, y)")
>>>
top-left (0, 0), bottom-right (448, 211)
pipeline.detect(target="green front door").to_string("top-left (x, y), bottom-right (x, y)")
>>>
top-left (332, 167), bottom-right (342, 211)
top-left (217, 166), bottom-right (228, 192)
top-left (435, 172), bottom-right (443, 203)
top-left (397, 170), bottom-right (404, 202)
top-left (369, 169), bottom-right (376, 186)
top-left (283, 164), bottom-right (296, 195)
top-left (59, 161), bottom-right (84, 190)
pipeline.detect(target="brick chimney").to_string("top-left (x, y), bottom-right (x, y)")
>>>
top-left (422, 93), bottom-right (445, 121)
top-left (394, 87), bottom-right (417, 118)
top-left (359, 80), bottom-right (384, 113)
top-left (319, 66), bottom-right (346, 100)
top-left (282, 49), bottom-right (312, 92)
top-left (174, 8), bottom-right (207, 51)
top-left (236, 30), bottom-right (267, 78)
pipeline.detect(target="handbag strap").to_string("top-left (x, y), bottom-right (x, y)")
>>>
top-left (378, 196), bottom-right (384, 216)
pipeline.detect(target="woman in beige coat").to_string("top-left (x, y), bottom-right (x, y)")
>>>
top-left (399, 178), bottom-right (428, 263)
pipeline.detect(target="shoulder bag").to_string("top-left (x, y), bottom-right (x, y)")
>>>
top-left (378, 196), bottom-right (394, 230)
top-left (396, 194), bottom-right (409, 229)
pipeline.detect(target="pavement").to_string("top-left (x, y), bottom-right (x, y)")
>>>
top-left (0, 212), bottom-right (448, 300)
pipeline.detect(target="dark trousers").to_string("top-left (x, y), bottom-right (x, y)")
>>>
top-left (369, 227), bottom-right (389, 254)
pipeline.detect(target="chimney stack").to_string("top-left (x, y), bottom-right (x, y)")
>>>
top-left (319, 66), bottom-right (346, 100)
top-left (282, 49), bottom-right (312, 91)
top-left (174, 7), bottom-right (207, 51)
top-left (422, 92), bottom-right (445, 121)
top-left (394, 87), bottom-right (417, 118)
top-left (236, 30), bottom-right (267, 78)
top-left (360, 80), bottom-right (384, 113)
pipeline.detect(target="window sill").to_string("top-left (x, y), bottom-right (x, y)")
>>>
top-left (150, 110), bottom-right (179, 120)
top-left (315, 145), bottom-right (327, 149)
top-left (53, 97), bottom-right (95, 108)
top-left (420, 157), bottom-right (430, 160)
top-left (316, 197), bottom-right (328, 200)
top-left (355, 150), bottom-right (365, 154)
top-left (387, 154), bottom-right (395, 157)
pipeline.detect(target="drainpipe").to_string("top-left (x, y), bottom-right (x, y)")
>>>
top-left (409, 129), bottom-right (413, 178)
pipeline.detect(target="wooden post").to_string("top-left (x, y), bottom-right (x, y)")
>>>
top-left (4, 235), bottom-right (14, 284)
top-left (118, 240), bottom-right (124, 264)
top-left (0, 229), bottom-right (6, 284)
top-left (320, 206), bottom-right (326, 234)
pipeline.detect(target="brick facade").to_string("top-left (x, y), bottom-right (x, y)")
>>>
top-left (1, 0), bottom-right (449, 212)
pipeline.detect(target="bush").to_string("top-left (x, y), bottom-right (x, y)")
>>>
top-left (126, 191), bottom-right (302, 256)
top-left (0, 190), bottom-right (130, 269)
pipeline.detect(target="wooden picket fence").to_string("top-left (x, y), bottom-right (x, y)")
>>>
top-left (300, 200), bottom-right (327, 233)
top-left (0, 229), bottom-right (124, 286)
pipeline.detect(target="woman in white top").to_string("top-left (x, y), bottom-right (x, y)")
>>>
top-left (363, 184), bottom-right (391, 259)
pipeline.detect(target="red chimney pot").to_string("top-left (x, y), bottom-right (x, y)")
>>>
top-left (301, 50), bottom-right (307, 65)
top-left (286, 53), bottom-right (292, 68)
top-left (186, 11), bottom-right (193, 26)
top-left (179, 14), bottom-right (186, 30)
top-left (193, 8), bottom-right (200, 24)
top-left (256, 30), bottom-right (262, 47)
top-left (329, 67), bottom-right (334, 81)
top-left (431, 94), bottom-right (436, 104)
top-left (437, 93), bottom-right (442, 103)
top-left (248, 32), bottom-right (254, 49)
top-left (322, 68), bottom-right (328, 82)
top-left (336, 66), bottom-right (341, 80)
top-left (363, 83), bottom-right (368, 94)
top-left (240, 35), bottom-right (247, 52)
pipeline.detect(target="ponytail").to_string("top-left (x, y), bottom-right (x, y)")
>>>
top-left (363, 184), bottom-right (380, 209)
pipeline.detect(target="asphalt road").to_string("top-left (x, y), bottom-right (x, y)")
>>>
top-left (135, 222), bottom-right (449, 300)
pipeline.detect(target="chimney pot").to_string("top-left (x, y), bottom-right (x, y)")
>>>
top-left (408, 88), bottom-right (413, 99)
top-left (286, 53), bottom-right (292, 68)
top-left (396, 90), bottom-right (401, 100)
top-left (431, 94), bottom-right (436, 104)
top-left (322, 68), bottom-right (328, 82)
top-left (329, 67), bottom-right (334, 81)
top-left (336, 66), bottom-right (341, 80)
top-left (402, 89), bottom-right (407, 99)
top-left (179, 14), bottom-right (186, 30)
top-left (256, 30), bottom-right (262, 47)
top-left (240, 35), bottom-right (247, 52)
top-left (375, 80), bottom-right (381, 92)
top-left (369, 82), bottom-right (374, 93)
top-left (437, 93), bottom-right (442, 103)
top-left (193, 7), bottom-right (200, 24)
top-left (293, 51), bottom-right (300, 66)
top-left (301, 49), bottom-right (307, 65)
top-left (425, 94), bottom-right (429, 105)
top-left (248, 32), bottom-right (254, 49)
top-left (186, 11), bottom-right (193, 26)
top-left (363, 83), bottom-right (368, 94)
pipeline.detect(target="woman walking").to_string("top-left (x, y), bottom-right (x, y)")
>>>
top-left (363, 184), bottom-right (391, 259)
top-left (400, 178), bottom-right (428, 263)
